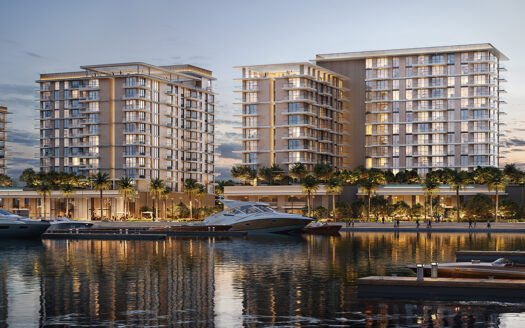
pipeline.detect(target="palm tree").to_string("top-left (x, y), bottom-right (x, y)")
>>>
top-left (503, 164), bottom-right (524, 184)
top-left (486, 168), bottom-right (508, 223)
top-left (447, 170), bottom-right (469, 222)
top-left (231, 165), bottom-right (257, 185)
top-left (60, 182), bottom-right (75, 218)
top-left (313, 163), bottom-right (333, 182)
top-left (36, 181), bottom-right (52, 220)
top-left (117, 176), bottom-right (136, 220)
top-left (424, 177), bottom-right (439, 221)
top-left (183, 178), bottom-right (200, 219)
top-left (326, 176), bottom-right (343, 219)
top-left (149, 178), bottom-right (165, 220)
top-left (301, 175), bottom-right (319, 217)
top-left (160, 186), bottom-right (172, 220)
top-left (0, 174), bottom-right (13, 187)
top-left (92, 172), bottom-right (111, 220)
top-left (195, 184), bottom-right (207, 218)
top-left (289, 163), bottom-right (308, 182)
top-left (357, 168), bottom-right (386, 221)
top-left (257, 166), bottom-right (274, 185)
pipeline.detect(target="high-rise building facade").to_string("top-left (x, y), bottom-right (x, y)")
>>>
top-left (316, 43), bottom-right (507, 174)
top-left (235, 63), bottom-right (348, 172)
top-left (0, 106), bottom-right (7, 175)
top-left (37, 63), bottom-right (216, 192)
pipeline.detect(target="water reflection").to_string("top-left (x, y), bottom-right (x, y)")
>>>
top-left (0, 233), bottom-right (524, 327)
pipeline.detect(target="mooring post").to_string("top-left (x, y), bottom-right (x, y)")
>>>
top-left (431, 262), bottom-right (438, 278)
top-left (417, 264), bottom-right (424, 281)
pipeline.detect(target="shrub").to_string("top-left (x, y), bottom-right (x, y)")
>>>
top-left (464, 193), bottom-right (494, 221)
top-left (312, 206), bottom-right (329, 219)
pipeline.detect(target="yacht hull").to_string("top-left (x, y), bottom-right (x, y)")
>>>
top-left (0, 222), bottom-right (50, 239)
top-left (229, 218), bottom-right (312, 233)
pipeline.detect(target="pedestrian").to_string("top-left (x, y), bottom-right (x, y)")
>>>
top-left (468, 219), bottom-right (472, 229)
top-left (382, 217), bottom-right (385, 224)
top-left (416, 219), bottom-right (420, 229)
top-left (396, 219), bottom-right (400, 228)
top-left (487, 220), bottom-right (491, 229)
top-left (428, 220), bottom-right (432, 228)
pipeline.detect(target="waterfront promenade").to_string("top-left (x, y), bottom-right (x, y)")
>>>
top-left (339, 221), bottom-right (525, 233)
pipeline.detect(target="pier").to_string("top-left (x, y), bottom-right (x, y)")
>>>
top-left (357, 276), bottom-right (525, 302)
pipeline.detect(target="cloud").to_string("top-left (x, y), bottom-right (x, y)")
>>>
top-left (216, 142), bottom-right (241, 159)
top-left (215, 118), bottom-right (240, 125)
top-left (9, 129), bottom-right (39, 147)
top-left (0, 39), bottom-right (19, 46)
top-left (215, 166), bottom-right (233, 180)
top-left (0, 83), bottom-right (35, 95)
top-left (506, 138), bottom-right (525, 147)
top-left (25, 51), bottom-right (43, 59)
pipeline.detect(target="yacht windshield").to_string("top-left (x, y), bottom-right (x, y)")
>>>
top-left (238, 206), bottom-right (261, 214)
top-left (255, 205), bottom-right (274, 213)
top-left (0, 209), bottom-right (14, 215)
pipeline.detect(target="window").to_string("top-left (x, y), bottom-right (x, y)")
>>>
top-left (245, 104), bottom-right (257, 114)
top-left (288, 140), bottom-right (301, 150)
top-left (461, 155), bottom-right (468, 166)
top-left (245, 93), bottom-right (257, 102)
top-left (377, 57), bottom-right (388, 68)
top-left (393, 57), bottom-right (400, 67)
top-left (288, 115), bottom-right (305, 125)
top-left (461, 109), bottom-right (468, 120)
top-left (447, 54), bottom-right (455, 65)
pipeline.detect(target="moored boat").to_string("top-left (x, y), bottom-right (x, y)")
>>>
top-left (202, 200), bottom-right (313, 233)
top-left (46, 217), bottom-right (94, 230)
top-left (302, 223), bottom-right (342, 234)
top-left (0, 209), bottom-right (50, 239)
top-left (408, 258), bottom-right (525, 279)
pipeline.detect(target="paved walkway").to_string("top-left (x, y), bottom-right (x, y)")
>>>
top-left (336, 221), bottom-right (525, 233)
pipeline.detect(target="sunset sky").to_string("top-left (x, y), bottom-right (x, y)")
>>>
top-left (1, 0), bottom-right (524, 179)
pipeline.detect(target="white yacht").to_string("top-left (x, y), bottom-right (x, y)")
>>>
top-left (203, 200), bottom-right (313, 233)
top-left (46, 217), bottom-right (94, 230)
top-left (0, 209), bottom-right (50, 238)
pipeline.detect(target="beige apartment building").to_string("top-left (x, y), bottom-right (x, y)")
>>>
top-left (37, 63), bottom-right (216, 193)
top-left (0, 106), bottom-right (6, 175)
top-left (235, 63), bottom-right (348, 172)
top-left (316, 43), bottom-right (507, 174)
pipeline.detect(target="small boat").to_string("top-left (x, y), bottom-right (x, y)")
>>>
top-left (408, 258), bottom-right (525, 279)
top-left (0, 209), bottom-right (50, 239)
top-left (46, 217), bottom-right (94, 230)
top-left (202, 200), bottom-right (313, 233)
top-left (302, 222), bottom-right (342, 234)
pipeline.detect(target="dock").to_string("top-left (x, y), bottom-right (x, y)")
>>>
top-left (357, 276), bottom-right (525, 302)
top-left (42, 232), bottom-right (166, 240)
top-left (456, 250), bottom-right (525, 263)
top-left (43, 227), bottom-right (247, 239)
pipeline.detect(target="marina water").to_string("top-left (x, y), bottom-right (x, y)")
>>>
top-left (1, 232), bottom-right (525, 327)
